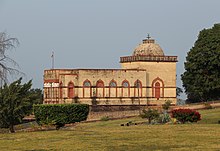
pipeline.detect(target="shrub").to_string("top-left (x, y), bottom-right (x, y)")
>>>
top-left (162, 100), bottom-right (172, 111)
top-left (100, 116), bottom-right (110, 121)
top-left (34, 104), bottom-right (89, 129)
top-left (157, 112), bottom-right (171, 124)
top-left (140, 108), bottom-right (159, 124)
top-left (171, 108), bottom-right (201, 124)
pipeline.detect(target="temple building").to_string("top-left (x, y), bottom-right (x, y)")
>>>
top-left (43, 36), bottom-right (178, 107)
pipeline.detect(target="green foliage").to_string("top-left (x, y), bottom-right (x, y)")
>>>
top-left (33, 104), bottom-right (89, 129)
top-left (0, 78), bottom-right (34, 133)
top-left (157, 112), bottom-right (171, 124)
top-left (181, 23), bottom-right (220, 102)
top-left (162, 100), bottom-right (172, 110)
top-left (171, 108), bottom-right (201, 124)
top-left (140, 108), bottom-right (159, 124)
top-left (176, 87), bottom-right (183, 97)
top-left (29, 88), bottom-right (43, 104)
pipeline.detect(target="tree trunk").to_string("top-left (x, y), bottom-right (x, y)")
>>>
top-left (148, 118), bottom-right (151, 124)
top-left (9, 124), bottom-right (15, 133)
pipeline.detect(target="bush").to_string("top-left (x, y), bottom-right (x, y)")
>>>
top-left (140, 108), bottom-right (159, 124)
top-left (162, 100), bottom-right (172, 111)
top-left (171, 108), bottom-right (201, 124)
top-left (100, 116), bottom-right (110, 121)
top-left (157, 112), bottom-right (171, 124)
top-left (34, 104), bottom-right (89, 129)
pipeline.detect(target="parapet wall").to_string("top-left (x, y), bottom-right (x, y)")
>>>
top-left (87, 105), bottom-right (163, 121)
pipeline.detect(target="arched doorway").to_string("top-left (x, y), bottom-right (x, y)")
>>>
top-left (155, 82), bottom-right (160, 100)
top-left (68, 82), bottom-right (74, 98)
top-left (152, 77), bottom-right (164, 100)
top-left (96, 80), bottom-right (104, 97)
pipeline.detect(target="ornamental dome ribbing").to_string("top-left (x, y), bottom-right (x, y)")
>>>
top-left (133, 37), bottom-right (164, 56)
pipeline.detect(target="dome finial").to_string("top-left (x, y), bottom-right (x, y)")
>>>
top-left (147, 33), bottom-right (151, 39)
top-left (142, 34), bottom-right (154, 44)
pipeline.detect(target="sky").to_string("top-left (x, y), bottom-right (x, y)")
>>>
top-left (0, 0), bottom-right (220, 99)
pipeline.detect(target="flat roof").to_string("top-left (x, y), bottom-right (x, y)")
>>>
top-left (44, 68), bottom-right (146, 72)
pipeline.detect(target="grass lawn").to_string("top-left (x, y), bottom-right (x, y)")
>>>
top-left (0, 108), bottom-right (220, 151)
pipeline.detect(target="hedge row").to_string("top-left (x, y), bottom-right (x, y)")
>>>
top-left (33, 104), bottom-right (89, 128)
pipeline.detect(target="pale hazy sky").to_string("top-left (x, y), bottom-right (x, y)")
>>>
top-left (0, 0), bottom-right (220, 99)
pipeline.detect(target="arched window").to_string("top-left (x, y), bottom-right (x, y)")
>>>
top-left (122, 80), bottom-right (130, 97)
top-left (96, 80), bottom-right (104, 97)
top-left (134, 80), bottom-right (142, 88)
top-left (122, 81), bottom-right (129, 88)
top-left (109, 81), bottom-right (117, 87)
top-left (152, 77), bottom-right (164, 100)
top-left (134, 80), bottom-right (142, 97)
top-left (109, 80), bottom-right (117, 97)
top-left (68, 82), bottom-right (74, 98)
top-left (83, 80), bottom-right (91, 97)
top-left (83, 80), bottom-right (91, 87)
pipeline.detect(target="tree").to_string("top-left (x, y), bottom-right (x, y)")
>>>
top-left (29, 88), bottom-right (43, 104)
top-left (162, 100), bottom-right (172, 111)
top-left (0, 78), bottom-right (35, 133)
top-left (176, 87), bottom-right (183, 97)
top-left (181, 24), bottom-right (220, 102)
top-left (140, 108), bottom-right (159, 124)
top-left (0, 32), bottom-right (20, 85)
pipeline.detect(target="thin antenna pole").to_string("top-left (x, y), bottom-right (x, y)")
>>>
top-left (51, 51), bottom-right (54, 69)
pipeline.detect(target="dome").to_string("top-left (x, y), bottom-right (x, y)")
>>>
top-left (133, 37), bottom-right (164, 56)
